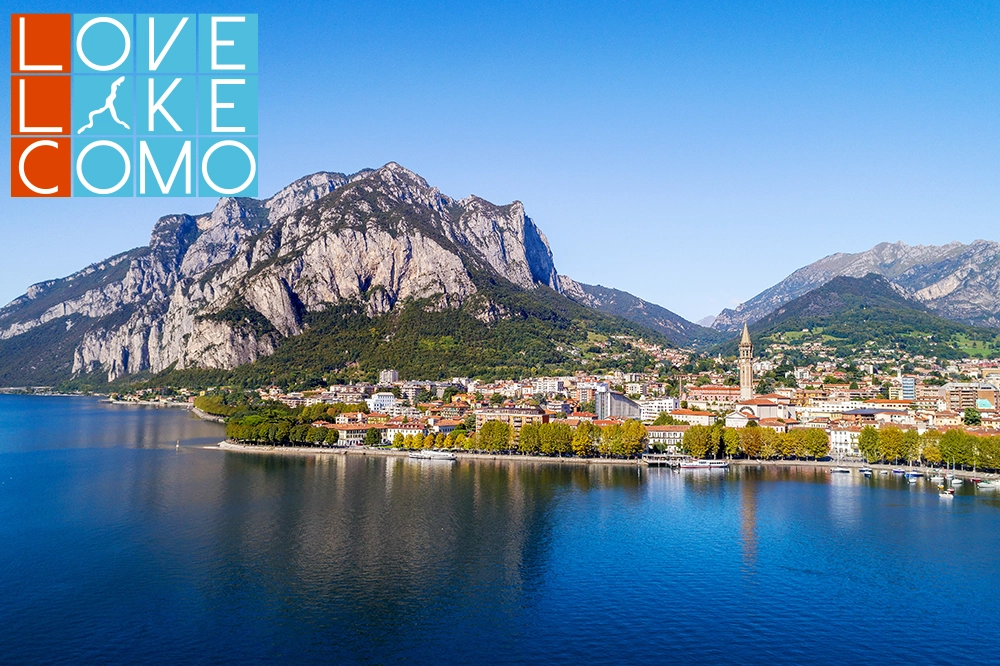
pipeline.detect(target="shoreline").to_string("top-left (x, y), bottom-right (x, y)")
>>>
top-left (215, 441), bottom-right (640, 466)
top-left (212, 442), bottom-right (1000, 478)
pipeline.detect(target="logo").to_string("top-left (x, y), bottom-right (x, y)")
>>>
top-left (10, 13), bottom-right (258, 197)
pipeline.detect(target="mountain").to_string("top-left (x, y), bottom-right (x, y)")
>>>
top-left (558, 278), bottom-right (725, 347)
top-left (0, 163), bottom-right (669, 387)
top-left (714, 274), bottom-right (1000, 359)
top-left (713, 240), bottom-right (1000, 331)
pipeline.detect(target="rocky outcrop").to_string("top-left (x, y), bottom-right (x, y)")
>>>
top-left (0, 163), bottom-right (567, 382)
top-left (713, 240), bottom-right (1000, 331)
top-left (560, 276), bottom-right (721, 346)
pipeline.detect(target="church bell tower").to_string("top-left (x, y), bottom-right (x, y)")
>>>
top-left (739, 322), bottom-right (754, 400)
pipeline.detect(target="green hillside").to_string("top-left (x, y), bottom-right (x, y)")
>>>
top-left (713, 274), bottom-right (1000, 360)
top-left (95, 273), bottom-right (670, 391)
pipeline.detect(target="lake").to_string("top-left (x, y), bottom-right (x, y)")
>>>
top-left (1, 395), bottom-right (999, 664)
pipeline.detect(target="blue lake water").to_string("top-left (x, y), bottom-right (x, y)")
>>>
top-left (2, 395), bottom-right (999, 664)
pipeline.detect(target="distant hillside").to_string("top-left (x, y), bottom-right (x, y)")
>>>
top-left (712, 274), bottom-right (1000, 360)
top-left (713, 240), bottom-right (1000, 331)
top-left (559, 278), bottom-right (725, 347)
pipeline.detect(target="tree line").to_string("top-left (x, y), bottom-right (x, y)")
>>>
top-left (857, 426), bottom-right (1000, 470)
top-left (680, 425), bottom-right (830, 460)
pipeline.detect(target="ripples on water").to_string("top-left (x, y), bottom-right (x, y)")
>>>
top-left (1, 396), bottom-right (999, 664)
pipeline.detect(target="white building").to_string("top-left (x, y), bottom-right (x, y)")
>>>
top-left (638, 397), bottom-right (680, 422)
top-left (379, 369), bottom-right (399, 384)
top-left (645, 425), bottom-right (689, 453)
top-left (531, 378), bottom-right (565, 395)
top-left (829, 426), bottom-right (862, 459)
top-left (366, 392), bottom-right (397, 414)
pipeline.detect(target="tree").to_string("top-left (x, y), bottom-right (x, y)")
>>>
top-left (490, 393), bottom-right (505, 406)
top-left (683, 425), bottom-right (716, 459)
top-left (964, 407), bottom-right (982, 426)
top-left (479, 420), bottom-right (511, 452)
top-left (324, 428), bottom-right (339, 446)
top-left (858, 426), bottom-right (880, 463)
top-left (652, 413), bottom-right (681, 426)
top-left (805, 429), bottom-right (830, 459)
top-left (572, 421), bottom-right (599, 457)
top-left (364, 428), bottom-right (382, 447)
top-left (621, 420), bottom-right (647, 457)
top-left (723, 428), bottom-right (740, 458)
top-left (423, 433), bottom-right (436, 449)
top-left (519, 422), bottom-right (541, 454)
top-left (393, 433), bottom-right (404, 448)
top-left (740, 427), bottom-right (763, 459)
top-left (599, 424), bottom-right (623, 457)
top-left (879, 427), bottom-right (905, 463)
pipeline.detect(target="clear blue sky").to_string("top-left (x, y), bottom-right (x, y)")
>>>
top-left (2, 0), bottom-right (999, 321)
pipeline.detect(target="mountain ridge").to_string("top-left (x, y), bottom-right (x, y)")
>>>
top-left (0, 163), bottom-right (684, 386)
top-left (713, 240), bottom-right (1000, 331)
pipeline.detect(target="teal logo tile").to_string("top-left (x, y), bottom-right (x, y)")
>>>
top-left (137, 14), bottom-right (196, 73)
top-left (199, 76), bottom-right (257, 134)
top-left (198, 15), bottom-right (257, 73)
top-left (137, 139), bottom-right (195, 196)
top-left (138, 76), bottom-right (195, 134)
top-left (73, 75), bottom-right (134, 136)
top-left (73, 15), bottom-right (134, 74)
top-left (199, 137), bottom-right (257, 196)
top-left (74, 137), bottom-right (134, 196)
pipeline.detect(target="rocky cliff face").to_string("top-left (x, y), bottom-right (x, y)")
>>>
top-left (0, 163), bottom-right (564, 382)
top-left (713, 240), bottom-right (1000, 331)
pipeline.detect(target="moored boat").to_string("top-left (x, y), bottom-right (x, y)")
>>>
top-left (892, 468), bottom-right (905, 475)
top-left (940, 488), bottom-right (955, 497)
top-left (409, 450), bottom-right (457, 461)
top-left (680, 459), bottom-right (729, 469)
top-left (831, 467), bottom-right (851, 474)
top-left (977, 480), bottom-right (1000, 490)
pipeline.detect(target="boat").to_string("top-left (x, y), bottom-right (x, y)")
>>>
top-left (930, 475), bottom-right (944, 484)
top-left (977, 480), bottom-right (1000, 490)
top-left (892, 468), bottom-right (906, 475)
top-left (879, 470), bottom-right (889, 476)
top-left (940, 488), bottom-right (955, 497)
top-left (904, 470), bottom-right (923, 479)
top-left (859, 467), bottom-right (873, 475)
top-left (679, 459), bottom-right (729, 469)
top-left (408, 450), bottom-right (457, 461)
top-left (831, 467), bottom-right (851, 474)
top-left (952, 477), bottom-right (964, 487)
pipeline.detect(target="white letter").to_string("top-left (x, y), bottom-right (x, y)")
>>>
top-left (18, 140), bottom-right (60, 195)
top-left (76, 17), bottom-right (131, 71)
top-left (139, 140), bottom-right (191, 194)
top-left (211, 79), bottom-right (245, 132)
top-left (201, 140), bottom-right (256, 195)
top-left (148, 16), bottom-right (188, 71)
top-left (76, 140), bottom-right (131, 195)
top-left (19, 16), bottom-right (63, 71)
top-left (211, 16), bottom-right (245, 70)
top-left (148, 78), bottom-right (183, 131)
top-left (19, 79), bottom-right (63, 133)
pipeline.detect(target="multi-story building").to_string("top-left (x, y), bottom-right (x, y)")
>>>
top-left (595, 384), bottom-right (641, 420)
top-left (366, 392), bottom-right (397, 414)
top-left (645, 425), bottom-right (689, 453)
top-left (638, 397), bottom-right (680, 422)
top-left (531, 378), bottom-right (565, 395)
top-left (943, 383), bottom-right (1000, 412)
top-left (901, 376), bottom-right (916, 401)
top-left (668, 409), bottom-right (715, 427)
top-left (378, 369), bottom-right (399, 385)
top-left (475, 406), bottom-right (547, 433)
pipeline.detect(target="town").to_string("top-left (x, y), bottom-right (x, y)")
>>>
top-left (101, 322), bottom-right (1000, 470)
